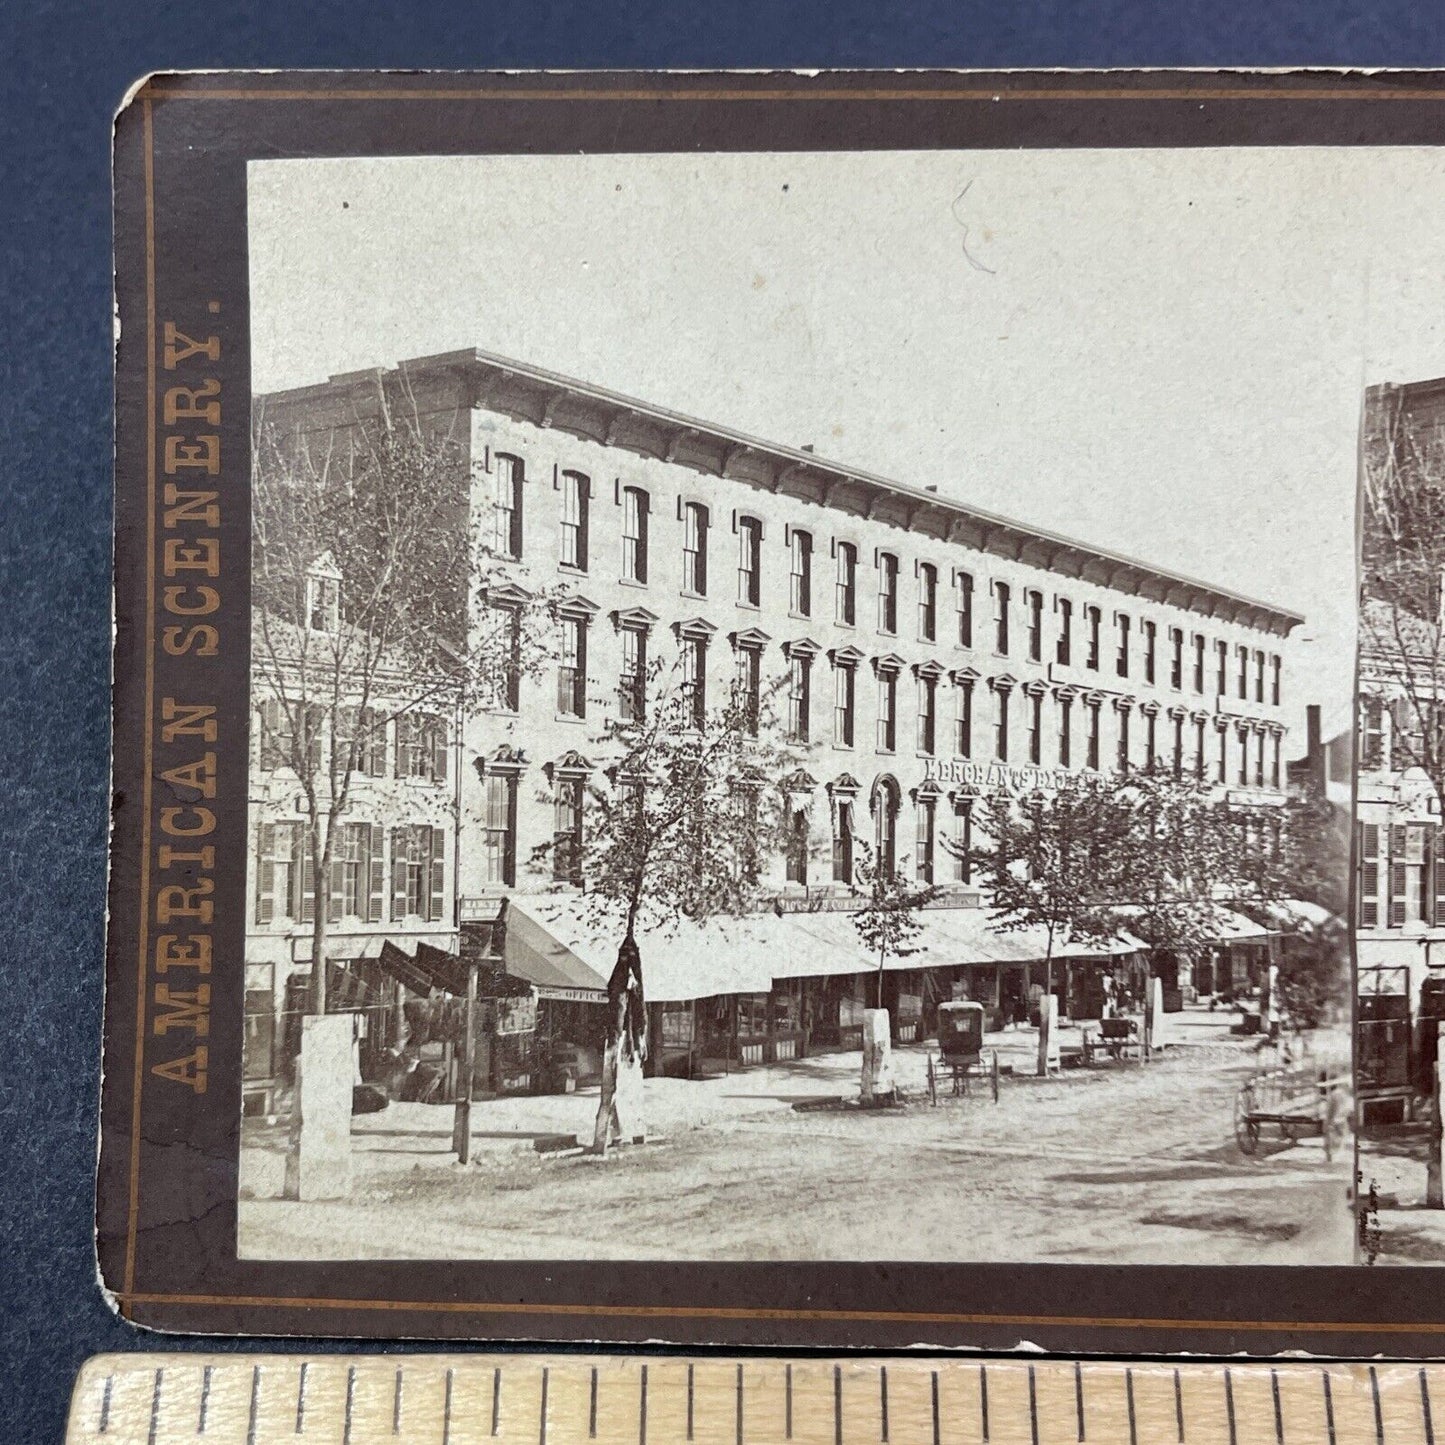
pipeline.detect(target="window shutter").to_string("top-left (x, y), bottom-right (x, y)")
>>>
top-left (368, 824), bottom-right (385, 923)
top-left (255, 822), bottom-right (275, 925)
top-left (504, 781), bottom-right (518, 886)
top-left (578, 480), bottom-right (590, 570)
top-left (391, 828), bottom-right (407, 921)
top-left (429, 827), bottom-right (446, 923)
top-left (328, 841), bottom-right (344, 924)
top-left (395, 714), bottom-right (409, 777)
top-left (300, 836), bottom-right (316, 924)
top-left (510, 476), bottom-right (524, 560)
top-left (431, 717), bottom-right (448, 784)
top-left (1360, 822), bottom-right (1379, 929)
top-left (637, 491), bottom-right (650, 583)
top-left (368, 709), bottom-right (386, 777)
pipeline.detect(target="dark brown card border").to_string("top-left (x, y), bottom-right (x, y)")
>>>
top-left (103, 68), bottom-right (1445, 1353)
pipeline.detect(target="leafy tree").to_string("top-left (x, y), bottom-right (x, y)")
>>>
top-left (543, 658), bottom-right (803, 1154)
top-left (850, 843), bottom-right (940, 1007)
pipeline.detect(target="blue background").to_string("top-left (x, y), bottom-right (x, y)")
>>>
top-left (5, 2), bottom-right (1445, 1439)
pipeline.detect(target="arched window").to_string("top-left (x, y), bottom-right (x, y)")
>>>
top-left (871, 775), bottom-right (901, 879)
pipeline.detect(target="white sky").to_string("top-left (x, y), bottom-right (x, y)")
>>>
top-left (249, 148), bottom-right (1445, 744)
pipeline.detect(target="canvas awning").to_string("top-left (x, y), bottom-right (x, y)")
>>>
top-left (503, 901), bottom-right (609, 1003)
top-left (509, 897), bottom-right (776, 1003)
top-left (376, 939), bottom-right (472, 997)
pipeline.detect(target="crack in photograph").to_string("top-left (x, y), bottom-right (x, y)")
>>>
top-left (232, 146), bottom-right (1437, 1266)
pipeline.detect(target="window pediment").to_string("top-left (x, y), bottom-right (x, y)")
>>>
top-left (781, 767), bottom-right (819, 794)
top-left (829, 644), bottom-right (865, 669)
top-left (951, 666), bottom-right (981, 686)
top-left (913, 659), bottom-right (947, 680)
top-left (611, 606), bottom-right (660, 633)
top-left (730, 626), bottom-right (772, 652)
top-left (555, 593), bottom-right (601, 619)
top-left (990, 673), bottom-right (1019, 693)
top-left (674, 616), bottom-right (718, 642)
top-left (827, 772), bottom-right (862, 798)
top-left (547, 749), bottom-right (595, 781)
top-left (482, 580), bottom-right (534, 609)
top-left (784, 636), bottom-right (822, 659)
top-left (872, 652), bottom-right (908, 676)
top-left (476, 743), bottom-right (528, 778)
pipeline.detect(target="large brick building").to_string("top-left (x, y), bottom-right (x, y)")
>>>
top-left (245, 348), bottom-right (1303, 1098)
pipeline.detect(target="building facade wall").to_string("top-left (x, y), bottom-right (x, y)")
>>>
top-left (248, 351), bottom-right (1302, 1065)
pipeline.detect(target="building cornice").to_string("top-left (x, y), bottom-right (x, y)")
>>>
top-left (261, 348), bottom-right (1307, 639)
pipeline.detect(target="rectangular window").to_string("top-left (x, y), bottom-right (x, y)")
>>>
top-left (1271, 732), bottom-right (1281, 789)
top-left (255, 819), bottom-right (302, 924)
top-left (492, 604), bottom-right (523, 711)
top-left (877, 670), bottom-right (898, 752)
top-left (951, 799), bottom-right (973, 884)
top-left (1270, 654), bottom-right (1281, 707)
top-left (919, 563), bottom-right (938, 642)
top-left (494, 454), bottom-right (524, 558)
top-left (1145, 711), bottom-right (1158, 770)
top-left (1192, 634), bottom-right (1206, 693)
top-left (336, 705), bottom-right (386, 778)
top-left (557, 615), bottom-right (588, 718)
top-left (736, 646), bottom-right (761, 736)
top-left (917, 675), bottom-right (937, 755)
top-left (1143, 620), bottom-right (1157, 685)
top-left (392, 824), bottom-right (444, 923)
top-left (955, 679), bottom-right (973, 758)
top-left (1359, 822), bottom-right (1380, 928)
top-left (1254, 649), bottom-right (1266, 703)
top-left (1216, 640), bottom-right (1228, 696)
top-left (682, 501), bottom-right (709, 595)
top-left (483, 773), bottom-right (518, 887)
top-left (1237, 725), bottom-right (1250, 785)
top-left (1116, 614), bottom-right (1130, 678)
top-left (915, 799), bottom-right (936, 885)
top-left (994, 581), bottom-right (1010, 655)
top-left (956, 571), bottom-right (974, 647)
top-left (1116, 708), bottom-right (1130, 774)
top-left (339, 822), bottom-right (371, 918)
top-left (1169, 628), bottom-right (1184, 690)
top-left (619, 627), bottom-right (647, 722)
top-left (878, 553), bottom-right (899, 634)
top-left (1085, 606), bottom-right (1101, 670)
top-left (1217, 724), bottom-right (1227, 783)
top-left (737, 515), bottom-right (762, 606)
top-left (1254, 729), bottom-right (1266, 788)
top-left (682, 636), bottom-right (707, 729)
top-left (789, 529), bottom-right (812, 615)
top-left (832, 800), bottom-right (855, 883)
top-left (1028, 691), bottom-right (1043, 764)
top-left (995, 688), bottom-right (1010, 762)
top-left (787, 654), bottom-right (811, 743)
top-left (1195, 718), bottom-right (1207, 780)
top-left (397, 712), bottom-right (448, 783)
top-left (1237, 645), bottom-right (1248, 700)
top-left (1055, 597), bottom-right (1073, 665)
top-left (836, 542), bottom-right (857, 625)
top-left (307, 574), bottom-right (339, 634)
top-left (1086, 702), bottom-right (1100, 770)
top-left (560, 471), bottom-right (589, 570)
top-left (1058, 697), bottom-right (1072, 767)
top-left (786, 807), bottom-right (809, 886)
top-left (621, 486), bottom-right (649, 584)
top-left (1027, 590), bottom-right (1043, 662)
top-left (1172, 715), bottom-right (1184, 778)
top-left (553, 780), bottom-right (584, 885)
top-left (834, 662), bottom-right (856, 746)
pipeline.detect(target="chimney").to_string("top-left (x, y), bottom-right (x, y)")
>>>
top-left (1306, 703), bottom-right (1321, 759)
top-left (801, 444), bottom-right (815, 453)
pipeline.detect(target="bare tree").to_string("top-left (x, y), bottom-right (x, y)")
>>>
top-left (1361, 386), bottom-right (1445, 811)
top-left (251, 406), bottom-right (555, 1022)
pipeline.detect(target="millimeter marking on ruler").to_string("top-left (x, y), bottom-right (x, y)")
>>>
top-left (69, 1354), bottom-right (1445, 1445)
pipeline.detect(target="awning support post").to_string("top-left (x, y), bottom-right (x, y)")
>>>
top-left (452, 960), bottom-right (479, 1164)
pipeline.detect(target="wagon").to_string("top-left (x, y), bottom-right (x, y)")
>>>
top-left (1234, 1066), bottom-right (1348, 1160)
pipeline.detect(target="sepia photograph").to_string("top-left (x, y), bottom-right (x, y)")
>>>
top-left (230, 145), bottom-right (1417, 1266)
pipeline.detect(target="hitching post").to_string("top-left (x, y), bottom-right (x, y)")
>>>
top-left (453, 960), bottom-right (479, 1164)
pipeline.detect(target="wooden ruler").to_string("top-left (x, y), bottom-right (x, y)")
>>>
top-left (66, 1354), bottom-right (1442, 1445)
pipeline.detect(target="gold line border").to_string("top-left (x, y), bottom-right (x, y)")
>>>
top-left (136, 83), bottom-right (1445, 104)
top-left (118, 68), bottom-right (1440, 1335)
top-left (118, 1291), bottom-right (1445, 1334)
top-left (123, 94), bottom-right (157, 1298)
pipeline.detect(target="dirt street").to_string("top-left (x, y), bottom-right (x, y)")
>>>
top-left (240, 1018), bottom-right (1354, 1264)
